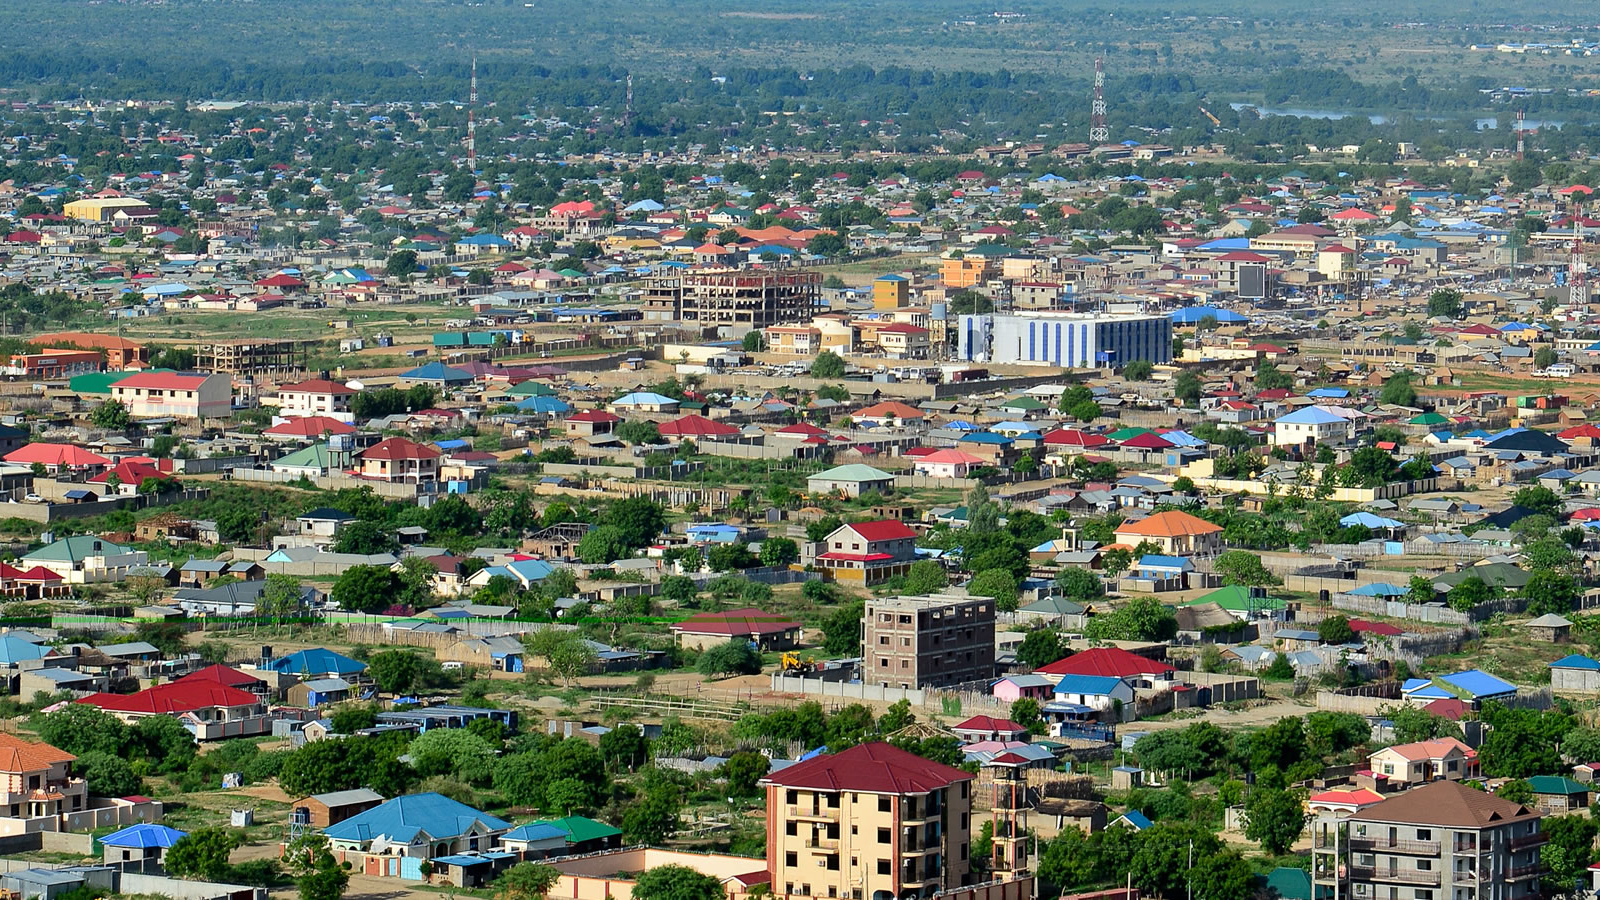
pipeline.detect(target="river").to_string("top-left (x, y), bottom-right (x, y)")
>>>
top-left (1226, 102), bottom-right (1567, 130)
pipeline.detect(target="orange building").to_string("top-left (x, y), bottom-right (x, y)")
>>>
top-left (33, 333), bottom-right (149, 370)
top-left (942, 257), bottom-right (993, 289)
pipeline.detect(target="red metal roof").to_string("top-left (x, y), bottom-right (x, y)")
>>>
top-left (841, 520), bottom-right (917, 542)
top-left (1034, 647), bottom-right (1175, 678)
top-left (954, 715), bottom-right (1026, 732)
top-left (817, 552), bottom-right (896, 562)
top-left (359, 437), bottom-right (441, 461)
top-left (113, 372), bottom-right (211, 391)
top-left (566, 410), bottom-right (621, 423)
top-left (279, 379), bottom-right (355, 395)
top-left (79, 680), bottom-right (261, 714)
top-left (4, 444), bottom-right (111, 468)
top-left (658, 414), bottom-right (740, 437)
top-left (672, 607), bottom-right (801, 636)
top-left (264, 417), bottom-right (356, 437)
top-left (179, 664), bottom-right (265, 688)
top-left (761, 741), bottom-right (973, 793)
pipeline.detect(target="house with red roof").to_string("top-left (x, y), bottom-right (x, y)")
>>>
top-left (78, 680), bottom-right (271, 740)
top-left (178, 663), bottom-right (268, 695)
top-left (275, 379), bottom-right (357, 423)
top-left (4, 444), bottom-right (111, 472)
top-left (952, 715), bottom-right (1030, 743)
top-left (658, 414), bottom-right (740, 440)
top-left (564, 409), bottom-right (621, 437)
top-left (815, 519), bottom-right (918, 586)
top-left (0, 734), bottom-right (161, 833)
top-left (1041, 429), bottom-right (1111, 451)
top-left (669, 607), bottom-right (802, 651)
top-left (1034, 647), bottom-right (1178, 691)
top-left (88, 460), bottom-right (173, 496)
top-left (264, 416), bottom-right (356, 439)
top-left (911, 448), bottom-right (986, 478)
top-left (355, 438), bottom-right (441, 484)
top-left (852, 401), bottom-right (924, 427)
top-left (254, 273), bottom-right (308, 293)
top-left (110, 372), bottom-right (231, 420)
top-left (760, 742), bottom-right (975, 899)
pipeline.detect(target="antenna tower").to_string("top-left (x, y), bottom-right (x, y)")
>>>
top-left (624, 73), bottom-right (634, 130)
top-left (1573, 194), bottom-right (1588, 308)
top-left (1089, 57), bottom-right (1109, 144)
top-left (467, 54), bottom-right (478, 169)
top-left (1516, 109), bottom-right (1526, 161)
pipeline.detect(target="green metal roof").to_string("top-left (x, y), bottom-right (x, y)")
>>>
top-left (26, 535), bottom-right (131, 563)
top-left (70, 369), bottom-right (162, 395)
top-left (274, 443), bottom-right (333, 470)
top-left (1527, 775), bottom-right (1589, 796)
top-left (534, 815), bottom-right (622, 844)
top-left (1190, 584), bottom-right (1285, 612)
top-left (810, 464), bottom-right (894, 483)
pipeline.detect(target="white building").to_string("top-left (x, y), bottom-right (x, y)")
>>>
top-left (956, 312), bottom-right (1172, 367)
top-left (274, 379), bottom-right (357, 423)
top-left (109, 372), bottom-right (232, 420)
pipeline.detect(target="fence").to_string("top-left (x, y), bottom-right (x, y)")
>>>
top-left (229, 468), bottom-right (442, 498)
top-left (1330, 594), bottom-right (1523, 625)
top-left (769, 674), bottom-right (927, 706)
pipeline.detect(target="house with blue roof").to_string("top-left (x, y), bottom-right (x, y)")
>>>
top-left (399, 361), bottom-right (473, 388)
top-left (100, 823), bottom-right (187, 870)
top-left (1273, 405), bottom-right (1356, 447)
top-left (1550, 654), bottom-right (1600, 693)
top-left (1402, 669), bottom-right (1517, 708)
top-left (608, 391), bottom-right (680, 414)
top-left (323, 793), bottom-right (512, 877)
top-left (1052, 674), bottom-right (1134, 713)
top-left (268, 648), bottom-right (367, 679)
top-left (467, 559), bottom-right (556, 591)
top-left (1131, 554), bottom-right (1194, 590)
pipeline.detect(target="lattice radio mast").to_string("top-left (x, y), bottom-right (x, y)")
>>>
top-left (1516, 108), bottom-right (1525, 161)
top-left (624, 73), bottom-right (634, 130)
top-left (467, 54), bottom-right (478, 169)
top-left (1089, 57), bottom-right (1109, 144)
top-left (1573, 193), bottom-right (1588, 308)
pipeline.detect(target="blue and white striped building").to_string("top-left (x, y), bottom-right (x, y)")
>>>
top-left (956, 312), bottom-right (1172, 368)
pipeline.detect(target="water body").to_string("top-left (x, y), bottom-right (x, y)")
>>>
top-left (1227, 102), bottom-right (1567, 130)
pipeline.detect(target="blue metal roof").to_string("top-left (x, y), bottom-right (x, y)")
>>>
top-left (323, 793), bottom-right (511, 844)
top-left (1053, 674), bottom-right (1125, 695)
top-left (268, 648), bottom-right (368, 676)
top-left (101, 823), bottom-right (187, 848)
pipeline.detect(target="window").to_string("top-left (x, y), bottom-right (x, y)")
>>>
top-left (877, 860), bottom-right (891, 875)
top-left (1416, 830), bottom-right (1432, 842)
top-left (960, 813), bottom-right (968, 829)
top-left (788, 790), bottom-right (798, 804)
top-left (1415, 861), bottom-right (1430, 872)
top-left (786, 852), bottom-right (798, 867)
top-left (961, 844), bottom-right (968, 860)
top-left (787, 822), bottom-right (798, 836)
top-left (879, 827), bottom-right (891, 843)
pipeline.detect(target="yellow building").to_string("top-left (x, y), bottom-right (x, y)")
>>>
top-left (873, 275), bottom-right (910, 309)
top-left (63, 197), bottom-right (150, 223)
top-left (1316, 244), bottom-right (1356, 280)
top-left (941, 257), bottom-right (992, 289)
top-left (762, 742), bottom-right (975, 900)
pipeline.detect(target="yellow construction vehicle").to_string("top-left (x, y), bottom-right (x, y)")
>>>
top-left (781, 651), bottom-right (817, 674)
top-left (1199, 105), bottom-right (1222, 127)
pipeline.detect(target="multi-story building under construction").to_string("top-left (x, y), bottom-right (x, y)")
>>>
top-left (642, 270), bottom-right (819, 336)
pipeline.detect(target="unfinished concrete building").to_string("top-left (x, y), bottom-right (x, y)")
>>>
top-left (642, 271), bottom-right (819, 336)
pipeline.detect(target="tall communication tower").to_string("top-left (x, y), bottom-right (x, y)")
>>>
top-left (467, 54), bottom-right (478, 169)
top-left (1516, 108), bottom-right (1526, 161)
top-left (624, 73), bottom-right (634, 130)
top-left (1572, 193), bottom-right (1588, 308)
top-left (1089, 57), bottom-right (1109, 144)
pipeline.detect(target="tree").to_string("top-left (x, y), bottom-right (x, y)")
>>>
top-left (1055, 567), bottom-right (1104, 601)
top-left (1123, 359), bottom-right (1154, 381)
top-left (905, 560), bottom-right (948, 594)
top-left (385, 249), bottom-right (418, 277)
top-left (74, 751), bottom-right (140, 797)
top-left (967, 568), bottom-right (1019, 605)
top-left (1244, 786), bottom-right (1309, 853)
top-left (1213, 550), bottom-right (1280, 587)
top-left (661, 575), bottom-right (697, 603)
top-left (821, 601), bottom-right (864, 655)
top-left (697, 638), bottom-right (761, 677)
top-left (810, 351), bottom-right (846, 378)
top-left (329, 704), bottom-right (379, 734)
top-left (1378, 371), bottom-right (1417, 407)
top-left (408, 728), bottom-right (496, 784)
top-left (1496, 778), bottom-right (1534, 806)
top-left (331, 564), bottom-right (400, 614)
top-left (1513, 485), bottom-right (1563, 517)
top-left (37, 704), bottom-right (130, 757)
top-left (741, 331), bottom-right (764, 352)
top-left (1317, 615), bottom-right (1355, 645)
top-left (1187, 848), bottom-right (1257, 900)
top-left (1407, 574), bottom-right (1436, 605)
top-left (622, 787), bottom-right (683, 845)
top-left (1535, 346), bottom-right (1559, 369)
top-left (1017, 629), bottom-right (1064, 669)
top-left (89, 400), bottom-right (132, 430)
top-left (332, 520), bottom-right (397, 555)
top-left (631, 865), bottom-right (726, 900)
top-left (166, 828), bottom-right (244, 881)
top-left (495, 863), bottom-right (562, 900)
top-left (1384, 705), bottom-right (1462, 744)
top-left (721, 750), bottom-right (770, 796)
top-left (1447, 576), bottom-right (1499, 612)
top-left (281, 834), bottom-right (349, 900)
top-left (1524, 570), bottom-right (1580, 616)
top-left (1560, 727), bottom-right (1600, 766)
top-left (1479, 704), bottom-right (1573, 778)
top-left (527, 630), bottom-right (598, 685)
top-left (1427, 288), bottom-right (1463, 318)
top-left (135, 714), bottom-right (198, 773)
top-left (1541, 813), bottom-right (1600, 891)
top-left (257, 574), bottom-right (308, 623)
top-left (577, 525), bottom-right (629, 564)
top-left (599, 724), bottom-right (650, 772)
top-left (880, 699), bottom-right (917, 732)
top-left (605, 497), bottom-right (667, 550)
top-left (1172, 371), bottom-right (1202, 407)
top-left (366, 650), bottom-right (433, 694)
top-left (1010, 698), bottom-right (1044, 733)
top-left (1085, 596), bottom-right (1178, 642)
top-left (760, 537), bottom-right (799, 567)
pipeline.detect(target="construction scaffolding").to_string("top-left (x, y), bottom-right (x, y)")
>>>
top-left (197, 339), bottom-right (309, 377)
top-left (643, 270), bottom-right (820, 334)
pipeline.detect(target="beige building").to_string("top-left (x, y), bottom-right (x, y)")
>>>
top-left (863, 594), bottom-right (996, 689)
top-left (63, 197), bottom-right (150, 223)
top-left (1311, 780), bottom-right (1543, 900)
top-left (109, 372), bottom-right (233, 420)
top-left (1367, 738), bottom-right (1478, 787)
top-left (762, 742), bottom-right (976, 900)
top-left (275, 379), bottom-right (357, 422)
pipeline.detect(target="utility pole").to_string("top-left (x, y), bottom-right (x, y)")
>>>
top-left (467, 53), bottom-right (478, 170)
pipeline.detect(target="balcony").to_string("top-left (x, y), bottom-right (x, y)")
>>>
top-left (1509, 833), bottom-right (1547, 851)
top-left (1451, 870), bottom-right (1480, 884)
top-left (1348, 837), bottom-right (1441, 856)
top-left (1350, 867), bottom-right (1442, 886)
top-left (806, 839), bottom-right (840, 853)
top-left (1508, 864), bottom-right (1545, 881)
top-left (788, 806), bottom-right (839, 821)
top-left (1451, 841), bottom-right (1480, 855)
